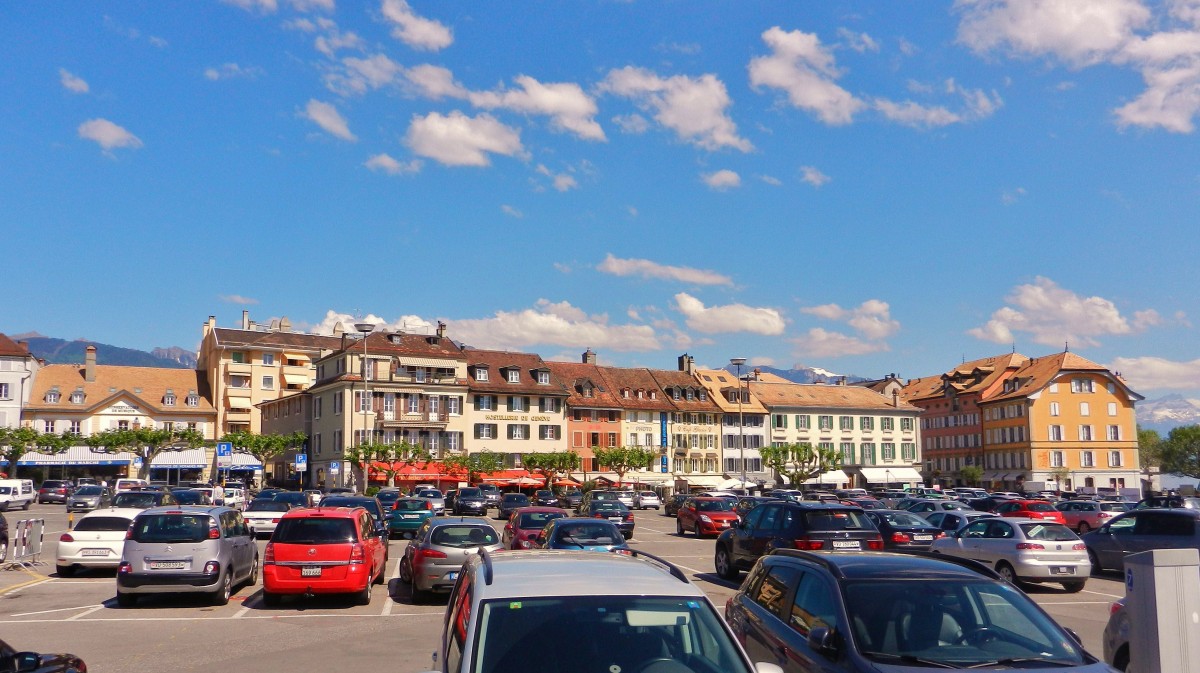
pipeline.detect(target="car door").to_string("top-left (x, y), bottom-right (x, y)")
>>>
top-left (783, 570), bottom-right (843, 673)
top-left (1096, 513), bottom-right (1138, 569)
top-left (736, 563), bottom-right (802, 668)
top-left (1127, 511), bottom-right (1193, 560)
top-left (1056, 502), bottom-right (1078, 529)
top-left (956, 519), bottom-right (992, 562)
top-left (224, 512), bottom-right (253, 579)
top-left (976, 519), bottom-right (1016, 567)
top-left (362, 512), bottom-right (384, 573)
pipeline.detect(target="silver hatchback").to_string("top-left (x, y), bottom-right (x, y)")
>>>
top-left (116, 505), bottom-right (259, 607)
top-left (398, 517), bottom-right (502, 602)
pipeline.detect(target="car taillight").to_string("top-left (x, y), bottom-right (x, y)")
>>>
top-left (891, 532), bottom-right (909, 543)
top-left (614, 549), bottom-right (633, 556)
top-left (425, 500), bottom-right (433, 510)
top-left (593, 513), bottom-right (604, 519)
top-left (867, 536), bottom-right (884, 550)
top-left (1073, 543), bottom-right (1086, 551)
top-left (272, 518), bottom-right (281, 523)
top-left (1110, 601), bottom-right (1123, 616)
top-left (350, 544), bottom-right (365, 564)
top-left (792, 537), bottom-right (825, 550)
top-left (60, 533), bottom-right (75, 543)
top-left (204, 561), bottom-right (220, 574)
top-left (125, 528), bottom-right (134, 540)
top-left (118, 561), bottom-right (131, 574)
top-left (936, 531), bottom-right (946, 539)
top-left (264, 543), bottom-right (275, 565)
top-left (208, 526), bottom-right (221, 539)
top-left (1098, 512), bottom-right (1112, 518)
top-left (625, 512), bottom-right (634, 521)
top-left (1016, 542), bottom-right (1045, 550)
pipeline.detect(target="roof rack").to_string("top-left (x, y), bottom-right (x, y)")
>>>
top-left (476, 546), bottom-right (495, 586)
top-left (622, 549), bottom-right (690, 584)
top-left (768, 549), bottom-right (847, 579)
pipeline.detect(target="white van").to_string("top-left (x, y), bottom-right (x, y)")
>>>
top-left (0, 479), bottom-right (35, 511)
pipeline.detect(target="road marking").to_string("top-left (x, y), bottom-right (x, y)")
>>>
top-left (0, 574), bottom-right (51, 596)
top-left (1082, 588), bottom-right (1123, 599)
top-left (233, 603), bottom-right (253, 618)
top-left (66, 605), bottom-right (106, 621)
top-left (381, 553), bottom-right (404, 617)
top-left (11, 604), bottom-right (103, 617)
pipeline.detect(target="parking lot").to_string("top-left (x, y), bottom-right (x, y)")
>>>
top-left (1, 503), bottom-right (1125, 672)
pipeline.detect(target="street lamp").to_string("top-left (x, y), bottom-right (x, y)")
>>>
top-left (885, 468), bottom-right (893, 489)
top-left (354, 321), bottom-right (374, 490)
top-left (730, 357), bottom-right (747, 487)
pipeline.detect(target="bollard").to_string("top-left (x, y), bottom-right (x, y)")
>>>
top-left (67, 510), bottom-right (74, 530)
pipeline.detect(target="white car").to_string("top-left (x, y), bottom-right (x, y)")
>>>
top-left (55, 508), bottom-right (141, 576)
top-left (302, 489), bottom-right (324, 505)
top-left (633, 491), bottom-right (661, 510)
top-left (222, 487), bottom-right (246, 510)
top-left (414, 489), bottom-right (446, 515)
top-left (242, 499), bottom-right (292, 538)
top-left (191, 487), bottom-right (225, 506)
top-left (930, 516), bottom-right (1090, 592)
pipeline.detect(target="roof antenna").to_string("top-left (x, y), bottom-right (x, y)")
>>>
top-left (1064, 341), bottom-right (1070, 353)
top-left (1011, 341), bottom-right (1016, 354)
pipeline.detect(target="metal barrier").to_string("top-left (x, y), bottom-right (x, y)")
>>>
top-left (3, 518), bottom-right (46, 570)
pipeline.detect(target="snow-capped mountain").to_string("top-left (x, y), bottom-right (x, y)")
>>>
top-left (1137, 394), bottom-right (1200, 434)
top-left (726, 363), bottom-right (866, 385)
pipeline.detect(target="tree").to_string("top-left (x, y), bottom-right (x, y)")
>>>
top-left (373, 440), bottom-right (433, 487)
top-left (0, 427), bottom-right (46, 478)
top-left (443, 450), bottom-right (505, 486)
top-left (759, 442), bottom-right (841, 487)
top-left (958, 465), bottom-right (983, 486)
top-left (1048, 466), bottom-right (1070, 493)
top-left (342, 441), bottom-right (385, 491)
top-left (86, 427), bottom-right (204, 480)
top-left (1138, 427), bottom-right (1163, 478)
top-left (522, 451), bottom-right (581, 489)
top-left (1159, 425), bottom-right (1200, 478)
top-left (222, 430), bottom-right (306, 469)
top-left (593, 446), bottom-right (656, 486)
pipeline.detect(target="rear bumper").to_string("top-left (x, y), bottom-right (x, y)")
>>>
top-left (1014, 556), bottom-right (1092, 581)
top-left (263, 566), bottom-right (369, 595)
top-left (118, 572), bottom-right (221, 593)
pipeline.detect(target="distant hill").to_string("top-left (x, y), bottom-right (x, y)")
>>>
top-left (21, 336), bottom-right (192, 369)
top-left (726, 363), bottom-right (867, 385)
top-left (152, 346), bottom-right (198, 369)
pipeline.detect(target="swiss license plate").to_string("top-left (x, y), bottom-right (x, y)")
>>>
top-left (149, 561), bottom-right (186, 570)
top-left (832, 541), bottom-right (861, 549)
top-left (301, 566), bottom-right (322, 577)
top-left (400, 514), bottom-right (417, 519)
top-left (608, 517), bottom-right (622, 522)
top-left (1051, 566), bottom-right (1075, 575)
top-left (913, 535), bottom-right (933, 542)
top-left (447, 571), bottom-right (459, 580)
top-left (81, 549), bottom-right (109, 557)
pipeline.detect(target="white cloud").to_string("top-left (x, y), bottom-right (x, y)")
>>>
top-left (204, 63), bottom-right (264, 81)
top-left (759, 174), bottom-right (782, 186)
top-left (59, 68), bottom-right (88, 93)
top-left (749, 26), bottom-right (864, 126)
top-left (967, 276), bottom-right (1156, 347)
top-left (534, 164), bottom-right (581, 192)
top-left (1107, 355), bottom-right (1200, 391)
top-left (77, 118), bottom-right (143, 151)
top-left (327, 53), bottom-right (404, 94)
top-left (1002, 186), bottom-right (1027, 204)
top-left (837, 28), bottom-right (880, 53)
top-left (749, 356), bottom-right (777, 367)
top-left (612, 114), bottom-right (650, 134)
top-left (792, 328), bottom-right (887, 358)
top-left (597, 253), bottom-right (733, 286)
top-left (364, 153), bottom-right (422, 175)
top-left (800, 165), bottom-right (830, 187)
top-left (223, 0), bottom-right (279, 12)
top-left (302, 99), bottom-right (356, 141)
top-left (402, 64), bottom-right (469, 99)
top-left (702, 169), bottom-right (741, 190)
top-left (309, 309), bottom-right (434, 336)
top-left (380, 0), bottom-right (452, 51)
top-left (956, 0), bottom-right (1149, 66)
top-left (599, 66), bottom-right (753, 151)
top-left (451, 299), bottom-right (661, 352)
top-left (404, 111), bottom-right (524, 166)
top-left (501, 205), bottom-right (524, 218)
top-left (873, 80), bottom-right (1002, 128)
top-left (315, 28), bottom-right (365, 58)
top-left (801, 299), bottom-right (900, 340)
top-left (469, 75), bottom-right (605, 141)
top-left (674, 293), bottom-right (786, 335)
top-left (290, 0), bottom-right (334, 10)
top-left (219, 294), bottom-right (259, 305)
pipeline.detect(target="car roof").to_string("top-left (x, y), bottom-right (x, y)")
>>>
top-left (467, 550), bottom-right (705, 600)
top-left (511, 506), bottom-right (569, 514)
top-left (427, 516), bottom-right (495, 528)
top-left (78, 507), bottom-right (144, 519)
top-left (281, 506), bottom-right (364, 519)
top-left (138, 505), bottom-right (231, 515)
top-left (767, 549), bottom-right (1000, 581)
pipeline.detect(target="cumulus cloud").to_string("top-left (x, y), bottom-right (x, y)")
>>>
top-left (501, 205), bottom-right (524, 218)
top-left (290, 0), bottom-right (334, 10)
top-left (801, 299), bottom-right (900, 340)
top-left (404, 111), bottom-right (524, 166)
top-left (451, 299), bottom-right (661, 352)
top-left (315, 27), bottom-right (364, 57)
top-left (204, 63), bottom-right (264, 81)
top-left (223, 0), bottom-right (278, 12)
top-left (302, 99), bottom-right (356, 141)
top-left (967, 276), bottom-right (1157, 348)
top-left (380, 0), bottom-right (452, 51)
top-left (759, 174), bottom-right (783, 186)
top-left (59, 68), bottom-right (88, 93)
top-left (599, 66), bottom-right (753, 151)
top-left (674, 293), bottom-right (786, 335)
top-left (800, 166), bottom-right (830, 187)
top-left (326, 53), bottom-right (404, 94)
top-left (702, 169), bottom-right (741, 190)
top-left (749, 26), bottom-right (864, 125)
top-left (612, 114), bottom-right (651, 134)
top-left (1002, 186), bottom-right (1027, 204)
top-left (792, 328), bottom-right (887, 358)
top-left (77, 118), bottom-right (143, 151)
top-left (469, 75), bottom-right (605, 140)
top-left (873, 78), bottom-right (1002, 128)
top-left (364, 153), bottom-right (422, 175)
top-left (309, 309), bottom-right (434, 336)
top-left (597, 253), bottom-right (733, 286)
top-left (219, 294), bottom-right (259, 305)
top-left (837, 28), bottom-right (880, 53)
top-left (1107, 355), bottom-right (1200, 391)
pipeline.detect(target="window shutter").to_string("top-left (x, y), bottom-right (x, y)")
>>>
top-left (474, 424), bottom-right (482, 439)
top-left (523, 396), bottom-right (531, 410)
top-left (491, 424), bottom-right (499, 438)
top-left (474, 396), bottom-right (481, 411)
top-left (507, 395), bottom-right (515, 410)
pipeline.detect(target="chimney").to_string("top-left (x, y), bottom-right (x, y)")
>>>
top-left (204, 315), bottom-right (215, 338)
top-left (241, 310), bottom-right (250, 329)
top-left (85, 345), bottom-right (97, 382)
top-left (677, 353), bottom-right (694, 374)
top-left (582, 348), bottom-right (597, 365)
top-left (892, 390), bottom-right (900, 407)
top-left (437, 321), bottom-right (447, 339)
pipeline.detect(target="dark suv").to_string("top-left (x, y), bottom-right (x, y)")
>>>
top-left (453, 487), bottom-right (489, 516)
top-left (714, 502), bottom-right (882, 580)
top-left (725, 550), bottom-right (1102, 671)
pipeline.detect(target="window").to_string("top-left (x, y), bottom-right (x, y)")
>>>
top-left (818, 415), bottom-right (833, 430)
top-left (861, 443), bottom-right (876, 465)
top-left (314, 396), bottom-right (322, 419)
top-left (1079, 402), bottom-right (1090, 416)
top-left (860, 416), bottom-right (874, 431)
top-left (448, 397), bottom-right (461, 415)
top-left (510, 396), bottom-right (526, 412)
top-left (1079, 425), bottom-right (1093, 441)
top-left (334, 392), bottom-right (343, 415)
top-left (231, 352), bottom-right (245, 364)
top-left (1107, 425), bottom-right (1121, 441)
top-left (507, 369), bottom-right (520, 383)
top-left (881, 442), bottom-right (895, 460)
top-left (672, 389), bottom-right (681, 401)
top-left (1109, 451), bottom-right (1123, 467)
top-left (1049, 402), bottom-right (1060, 417)
top-left (900, 417), bottom-right (913, 431)
top-left (1108, 402), bottom-right (1118, 416)
top-left (1081, 451), bottom-right (1095, 467)
top-left (1050, 451), bottom-right (1064, 467)
top-left (839, 416), bottom-right (853, 431)
top-left (541, 397), bottom-right (560, 413)
top-left (408, 394), bottom-right (420, 414)
top-left (231, 375), bottom-right (250, 389)
top-left (540, 425), bottom-right (559, 440)
top-left (476, 368), bottom-right (489, 382)
top-left (262, 353), bottom-right (274, 366)
top-left (901, 443), bottom-right (916, 461)
top-left (1071, 378), bottom-right (1094, 393)
top-left (163, 393), bottom-right (176, 406)
top-left (686, 389), bottom-right (694, 401)
top-left (790, 572), bottom-right (837, 638)
top-left (1048, 425), bottom-right (1063, 442)
top-left (509, 425), bottom-right (527, 440)
top-left (881, 417), bottom-right (894, 431)
top-left (840, 443), bottom-right (855, 464)
top-left (45, 391), bottom-right (60, 403)
top-left (537, 371), bottom-right (549, 385)
top-left (796, 415), bottom-right (811, 430)
top-left (69, 390), bottom-right (84, 404)
top-left (477, 396), bottom-right (494, 412)
top-left (414, 367), bottom-right (426, 383)
top-left (773, 414), bottom-right (788, 429)
top-left (43, 420), bottom-right (54, 433)
top-left (477, 424), bottom-right (496, 440)
top-left (358, 391), bottom-right (371, 413)
top-left (261, 376), bottom-right (274, 390)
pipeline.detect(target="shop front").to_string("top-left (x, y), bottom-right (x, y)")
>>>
top-left (149, 448), bottom-right (207, 485)
top-left (17, 446), bottom-right (137, 483)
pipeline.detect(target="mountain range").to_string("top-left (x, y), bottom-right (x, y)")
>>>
top-left (13, 333), bottom-right (194, 369)
top-left (1133, 394), bottom-right (1200, 435)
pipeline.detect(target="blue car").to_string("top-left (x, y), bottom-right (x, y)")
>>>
top-left (534, 517), bottom-right (630, 553)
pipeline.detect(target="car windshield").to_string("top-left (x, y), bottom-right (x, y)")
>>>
top-left (516, 511), bottom-right (565, 529)
top-left (472, 596), bottom-right (753, 673)
top-left (803, 510), bottom-right (870, 531)
top-left (943, 501), bottom-right (970, 510)
top-left (417, 490), bottom-right (442, 498)
top-left (552, 522), bottom-right (621, 546)
top-left (173, 491), bottom-right (206, 505)
top-left (395, 499), bottom-right (431, 512)
top-left (842, 579), bottom-right (1085, 667)
top-left (377, 491), bottom-right (402, 502)
top-left (1019, 523), bottom-right (1079, 542)
top-left (878, 511), bottom-right (930, 527)
top-left (430, 525), bottom-right (499, 547)
top-left (131, 514), bottom-right (211, 543)
top-left (458, 488), bottom-right (482, 498)
top-left (74, 486), bottom-right (103, 496)
top-left (73, 516), bottom-right (133, 532)
top-left (1026, 502), bottom-right (1057, 512)
top-left (274, 493), bottom-right (307, 504)
top-left (503, 495), bottom-right (529, 504)
top-left (593, 502), bottom-right (627, 512)
top-left (535, 490), bottom-right (554, 498)
top-left (323, 498), bottom-right (380, 518)
top-left (246, 500), bottom-right (291, 512)
top-left (273, 517), bottom-right (358, 544)
top-left (112, 493), bottom-right (161, 508)
top-left (696, 500), bottom-right (734, 512)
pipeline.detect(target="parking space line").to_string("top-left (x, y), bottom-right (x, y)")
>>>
top-left (1082, 589), bottom-right (1123, 599)
top-left (381, 553), bottom-right (404, 617)
top-left (11, 604), bottom-right (102, 617)
top-left (66, 605), bottom-right (106, 621)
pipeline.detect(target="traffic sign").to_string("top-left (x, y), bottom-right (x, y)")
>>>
top-left (216, 441), bottom-right (233, 468)
top-left (330, 460), bottom-right (340, 474)
top-left (133, 457), bottom-right (144, 469)
top-left (295, 453), bottom-right (308, 472)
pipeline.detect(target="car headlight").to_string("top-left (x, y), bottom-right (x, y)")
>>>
top-left (699, 515), bottom-right (713, 523)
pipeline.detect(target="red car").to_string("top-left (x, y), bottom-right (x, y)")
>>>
top-left (995, 499), bottom-right (1066, 524)
top-left (262, 506), bottom-right (387, 606)
top-left (676, 497), bottom-right (739, 537)
top-left (502, 506), bottom-right (570, 549)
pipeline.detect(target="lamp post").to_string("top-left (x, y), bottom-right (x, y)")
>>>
top-left (730, 357), bottom-right (747, 487)
top-left (354, 322), bottom-right (374, 491)
top-left (885, 468), bottom-right (893, 489)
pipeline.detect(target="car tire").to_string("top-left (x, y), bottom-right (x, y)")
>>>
top-left (356, 577), bottom-right (373, 605)
top-left (996, 562), bottom-right (1019, 586)
top-left (410, 576), bottom-right (429, 604)
top-left (116, 592), bottom-right (137, 608)
top-left (676, 519), bottom-right (685, 536)
top-left (247, 555), bottom-right (259, 587)
top-left (1062, 580), bottom-right (1086, 593)
top-left (1087, 548), bottom-right (1102, 573)
top-left (211, 571), bottom-right (233, 606)
top-left (262, 590), bottom-right (281, 608)
top-left (398, 557), bottom-right (412, 583)
top-left (56, 564), bottom-right (74, 577)
top-left (715, 545), bottom-right (739, 581)
top-left (1078, 522), bottom-right (1090, 534)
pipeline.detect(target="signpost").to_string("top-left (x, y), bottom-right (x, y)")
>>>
top-left (216, 442), bottom-right (232, 486)
top-left (295, 453), bottom-right (308, 489)
top-left (330, 460), bottom-right (340, 475)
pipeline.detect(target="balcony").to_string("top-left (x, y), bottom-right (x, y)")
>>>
top-left (378, 411), bottom-right (449, 428)
top-left (226, 361), bottom-right (252, 375)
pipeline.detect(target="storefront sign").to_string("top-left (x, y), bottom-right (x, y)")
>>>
top-left (483, 414), bottom-right (553, 422)
top-left (109, 403), bottom-right (140, 414)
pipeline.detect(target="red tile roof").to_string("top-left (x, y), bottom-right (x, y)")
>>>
top-left (24, 364), bottom-right (216, 415)
top-left (464, 349), bottom-right (568, 396)
top-left (596, 366), bottom-right (676, 412)
top-left (0, 333), bottom-right (31, 358)
top-left (543, 361), bottom-right (624, 409)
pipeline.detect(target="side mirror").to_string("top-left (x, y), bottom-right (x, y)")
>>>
top-left (806, 626), bottom-right (837, 655)
top-left (13, 652), bottom-right (42, 672)
top-left (1065, 628), bottom-right (1083, 645)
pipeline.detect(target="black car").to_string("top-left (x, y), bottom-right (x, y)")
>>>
top-left (111, 490), bottom-right (179, 509)
top-left (580, 500), bottom-right (635, 538)
top-left (664, 493), bottom-right (689, 517)
top-left (497, 493), bottom-right (531, 520)
top-left (533, 489), bottom-right (559, 507)
top-left (863, 509), bottom-right (945, 551)
top-left (171, 489), bottom-right (212, 506)
top-left (0, 638), bottom-right (87, 673)
top-left (734, 496), bottom-right (778, 519)
top-left (36, 480), bottom-right (74, 504)
top-left (272, 491), bottom-right (312, 508)
top-left (453, 486), bottom-right (489, 515)
top-left (714, 502), bottom-right (883, 580)
top-left (724, 550), bottom-right (1100, 671)
top-left (556, 489), bottom-right (583, 510)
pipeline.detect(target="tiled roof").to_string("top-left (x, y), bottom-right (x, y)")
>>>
top-left (748, 380), bottom-right (921, 412)
top-left (596, 366), bottom-right (675, 412)
top-left (543, 361), bottom-right (624, 409)
top-left (646, 369), bottom-right (723, 413)
top-left (985, 351), bottom-right (1124, 403)
top-left (694, 368), bottom-right (768, 414)
top-left (0, 333), bottom-right (31, 358)
top-left (901, 353), bottom-right (1028, 402)
top-left (464, 349), bottom-right (568, 396)
top-left (24, 364), bottom-right (216, 415)
top-left (336, 331), bottom-right (467, 360)
top-left (212, 327), bottom-right (343, 352)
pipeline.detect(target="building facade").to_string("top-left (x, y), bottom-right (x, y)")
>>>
top-left (545, 353), bottom-right (625, 477)
top-left (464, 348), bottom-right (569, 464)
top-left (693, 366), bottom-right (770, 486)
top-left (0, 334), bottom-right (39, 433)
top-left (647, 362), bottom-right (724, 489)
top-left (257, 392), bottom-right (311, 487)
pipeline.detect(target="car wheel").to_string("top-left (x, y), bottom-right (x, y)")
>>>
top-left (262, 590), bottom-right (281, 608)
top-left (22, 500), bottom-right (29, 510)
top-left (0, 540), bottom-right (7, 563)
top-left (996, 562), bottom-right (1019, 586)
top-left (398, 557), bottom-right (412, 583)
top-left (1078, 522), bottom-right (1090, 534)
top-left (356, 576), bottom-right (373, 605)
top-left (56, 564), bottom-right (74, 577)
top-left (715, 545), bottom-right (739, 581)
top-left (676, 519), bottom-right (685, 536)
top-left (1062, 580), bottom-right (1086, 593)
top-left (211, 571), bottom-right (233, 606)
top-left (1087, 548), bottom-right (1102, 573)
top-left (116, 592), bottom-right (137, 608)
top-left (247, 555), bottom-right (260, 587)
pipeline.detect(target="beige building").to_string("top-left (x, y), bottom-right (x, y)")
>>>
top-left (693, 365), bottom-right (770, 486)
top-left (464, 349), bottom-right (570, 465)
top-left (257, 392), bottom-right (311, 486)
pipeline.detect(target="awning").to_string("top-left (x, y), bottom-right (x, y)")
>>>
top-left (283, 352), bottom-right (310, 362)
top-left (230, 452), bottom-right (263, 469)
top-left (18, 446), bottom-right (135, 466)
top-left (803, 470), bottom-right (850, 486)
top-left (983, 472), bottom-right (1011, 481)
top-left (282, 373), bottom-right (308, 386)
top-left (718, 478), bottom-right (757, 490)
top-left (150, 448), bottom-right (207, 469)
top-left (858, 467), bottom-right (923, 484)
top-left (227, 397), bottom-right (253, 410)
top-left (682, 475), bottom-right (723, 488)
top-left (397, 357), bottom-right (457, 369)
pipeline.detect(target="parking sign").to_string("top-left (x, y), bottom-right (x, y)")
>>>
top-left (216, 441), bottom-right (233, 468)
top-left (295, 453), bottom-right (308, 472)
top-left (330, 460), bottom-right (340, 474)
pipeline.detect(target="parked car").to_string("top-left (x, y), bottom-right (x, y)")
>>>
top-left (386, 497), bottom-right (437, 538)
top-left (318, 495), bottom-right (389, 540)
top-left (222, 486), bottom-right (247, 510)
top-left (901, 498), bottom-right (973, 515)
top-left (501, 506), bottom-right (569, 549)
top-left (431, 549), bottom-right (766, 673)
top-left (496, 492), bottom-right (530, 520)
top-left (375, 489), bottom-right (404, 510)
top-left (931, 516), bottom-right (1090, 591)
top-left (326, 487), bottom-right (355, 496)
top-left (612, 490), bottom-right (636, 508)
top-left (398, 517), bottom-right (503, 602)
top-left (995, 499), bottom-right (1067, 524)
top-left (117, 505), bottom-right (259, 607)
top-left (270, 491), bottom-right (312, 508)
top-left (0, 513), bottom-right (7, 563)
top-left (113, 478), bottom-right (149, 493)
top-left (301, 489), bottom-right (324, 505)
top-left (556, 488), bottom-right (583, 510)
top-left (476, 483), bottom-right (501, 509)
top-left (451, 486), bottom-right (489, 516)
top-left (171, 489), bottom-right (212, 506)
top-left (111, 490), bottom-right (178, 510)
top-left (36, 480), bottom-right (74, 504)
top-left (864, 509), bottom-right (946, 551)
top-left (189, 487), bottom-right (225, 507)
top-left (734, 495), bottom-right (778, 519)
top-left (242, 499), bottom-right (293, 538)
top-left (533, 517), bottom-right (630, 553)
top-left (923, 510), bottom-right (996, 533)
top-left (55, 507), bottom-right (142, 576)
top-left (579, 500), bottom-right (635, 539)
top-left (0, 479), bottom-right (35, 511)
top-left (1082, 507), bottom-right (1200, 572)
top-left (724, 549), bottom-right (1103, 671)
top-left (532, 489), bottom-right (559, 507)
top-left (1134, 494), bottom-right (1200, 509)
top-left (663, 493), bottom-right (689, 517)
top-left (414, 488), bottom-right (446, 515)
top-left (577, 489), bottom-right (626, 513)
top-left (633, 490), bottom-right (661, 510)
top-left (1057, 499), bottom-right (1132, 533)
top-left (713, 502), bottom-right (883, 580)
top-left (262, 506), bottom-right (386, 606)
top-left (66, 485), bottom-right (112, 512)
top-left (1103, 597), bottom-right (1131, 671)
top-left (0, 638), bottom-right (87, 673)
top-left (847, 497), bottom-right (885, 510)
top-left (677, 496), bottom-right (740, 537)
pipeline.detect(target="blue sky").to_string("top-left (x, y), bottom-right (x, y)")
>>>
top-left (3, 1), bottom-right (1199, 399)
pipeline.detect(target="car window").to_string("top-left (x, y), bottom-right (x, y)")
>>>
top-left (1136, 513), bottom-right (1196, 536)
top-left (1026, 502), bottom-right (1056, 512)
top-left (879, 511), bottom-right (929, 527)
top-left (273, 517), bottom-right (357, 544)
top-left (1100, 502), bottom-right (1126, 512)
top-left (555, 522), bottom-right (619, 545)
top-left (431, 525), bottom-right (499, 547)
top-left (803, 509), bottom-right (869, 531)
top-left (131, 514), bottom-right (211, 543)
top-left (517, 511), bottom-right (564, 529)
top-left (246, 500), bottom-right (291, 512)
top-left (73, 516), bottom-right (133, 532)
top-left (1019, 523), bottom-right (1077, 541)
top-left (458, 488), bottom-right (481, 497)
top-left (790, 571), bottom-right (837, 637)
top-left (985, 521), bottom-right (1015, 538)
top-left (750, 564), bottom-right (798, 618)
top-left (112, 493), bottom-right (160, 509)
top-left (74, 486), bottom-right (103, 496)
top-left (962, 520), bottom-right (989, 538)
top-left (743, 504), bottom-right (768, 529)
top-left (1108, 514), bottom-right (1137, 534)
top-left (696, 499), bottom-right (734, 512)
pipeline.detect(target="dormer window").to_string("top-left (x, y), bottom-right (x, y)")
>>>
top-left (622, 389), bottom-right (630, 398)
top-left (699, 391), bottom-right (707, 401)
top-left (583, 384), bottom-right (594, 398)
top-left (636, 390), bottom-right (644, 399)
top-left (507, 369), bottom-right (520, 383)
top-left (686, 389), bottom-right (694, 401)
top-left (70, 390), bottom-right (85, 404)
top-left (164, 392), bottom-right (177, 406)
top-left (476, 368), bottom-right (489, 382)
top-left (45, 390), bottom-right (60, 403)
top-left (672, 388), bottom-right (681, 401)
top-left (649, 391), bottom-right (657, 400)
top-left (537, 371), bottom-right (550, 385)
top-left (186, 392), bottom-right (199, 407)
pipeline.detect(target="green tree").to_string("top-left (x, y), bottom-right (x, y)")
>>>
top-left (443, 450), bottom-right (505, 486)
top-left (1159, 425), bottom-right (1200, 478)
top-left (958, 465), bottom-right (983, 486)
top-left (759, 442), bottom-right (841, 487)
top-left (342, 441), bottom-right (387, 491)
top-left (373, 439), bottom-right (433, 487)
top-left (522, 451), bottom-right (581, 489)
top-left (593, 445), bottom-right (656, 486)
top-left (0, 427), bottom-right (48, 478)
top-left (221, 430), bottom-right (306, 483)
top-left (86, 427), bottom-right (204, 480)
top-left (1138, 427), bottom-right (1163, 478)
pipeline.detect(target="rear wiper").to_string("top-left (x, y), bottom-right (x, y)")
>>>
top-left (862, 652), bottom-right (962, 669)
top-left (966, 658), bottom-right (1077, 668)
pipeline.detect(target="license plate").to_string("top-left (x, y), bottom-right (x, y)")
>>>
top-left (913, 535), bottom-right (933, 542)
top-left (301, 566), bottom-right (322, 577)
top-left (1050, 566), bottom-right (1075, 575)
top-left (609, 517), bottom-right (622, 522)
top-left (81, 549), bottom-right (109, 557)
top-left (400, 514), bottom-right (417, 519)
top-left (149, 561), bottom-right (186, 570)
top-left (832, 541), bottom-right (861, 549)
top-left (447, 571), bottom-right (458, 580)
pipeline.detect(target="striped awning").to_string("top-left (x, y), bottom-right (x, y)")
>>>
top-left (396, 357), bottom-right (457, 369)
top-left (230, 452), bottom-right (263, 469)
top-left (283, 352), bottom-right (310, 362)
top-left (18, 446), bottom-right (135, 466)
top-left (282, 373), bottom-right (308, 385)
top-left (227, 397), bottom-right (253, 410)
top-left (150, 448), bottom-right (207, 470)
